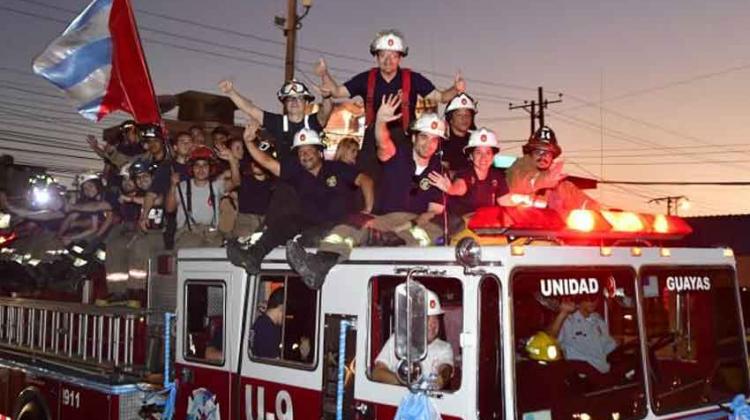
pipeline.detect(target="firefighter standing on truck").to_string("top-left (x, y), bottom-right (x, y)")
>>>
top-left (315, 29), bottom-right (466, 180)
top-left (286, 96), bottom-right (446, 290)
top-left (227, 122), bottom-right (374, 277)
top-left (441, 93), bottom-right (479, 173)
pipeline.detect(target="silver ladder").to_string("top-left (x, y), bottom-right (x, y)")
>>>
top-left (0, 297), bottom-right (152, 374)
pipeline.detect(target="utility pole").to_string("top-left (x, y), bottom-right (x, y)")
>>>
top-left (275, 0), bottom-right (313, 83)
top-left (509, 86), bottom-right (563, 136)
top-left (648, 195), bottom-right (690, 215)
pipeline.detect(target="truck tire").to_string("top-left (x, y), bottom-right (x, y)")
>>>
top-left (12, 388), bottom-right (50, 420)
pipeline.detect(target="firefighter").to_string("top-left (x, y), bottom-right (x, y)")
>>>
top-left (441, 93), bottom-right (478, 173)
top-left (286, 97), bottom-right (446, 290)
top-left (57, 172), bottom-right (113, 248)
top-left (504, 126), bottom-right (600, 214)
top-left (427, 127), bottom-right (509, 217)
top-left (165, 146), bottom-right (238, 248)
top-left (547, 295), bottom-right (617, 375)
top-left (372, 288), bottom-right (454, 389)
top-left (249, 287), bottom-right (285, 359)
top-left (218, 79), bottom-right (333, 161)
top-left (315, 29), bottom-right (466, 180)
top-left (229, 139), bottom-right (276, 239)
top-left (227, 123), bottom-right (374, 276)
top-left (100, 159), bottom-right (157, 303)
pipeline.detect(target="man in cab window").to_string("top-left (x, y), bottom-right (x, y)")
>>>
top-left (372, 288), bottom-right (454, 389)
top-left (547, 294), bottom-right (618, 385)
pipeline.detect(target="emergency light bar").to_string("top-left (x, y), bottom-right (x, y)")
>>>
top-left (467, 206), bottom-right (692, 241)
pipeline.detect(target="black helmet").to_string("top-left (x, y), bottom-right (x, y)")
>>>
top-left (137, 124), bottom-right (163, 142)
top-left (128, 158), bottom-right (157, 178)
top-left (522, 126), bottom-right (562, 158)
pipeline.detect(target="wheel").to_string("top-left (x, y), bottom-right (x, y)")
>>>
top-left (12, 389), bottom-right (50, 420)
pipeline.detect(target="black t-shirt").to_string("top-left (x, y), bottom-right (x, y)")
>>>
top-left (262, 112), bottom-right (323, 162)
top-left (280, 159), bottom-right (360, 225)
top-left (251, 313), bottom-right (281, 358)
top-left (344, 68), bottom-right (435, 128)
top-left (442, 132), bottom-right (470, 172)
top-left (149, 158), bottom-right (172, 196)
top-left (450, 167), bottom-right (509, 216)
top-left (118, 199), bottom-right (142, 223)
top-left (377, 143), bottom-right (443, 215)
top-left (237, 174), bottom-right (273, 215)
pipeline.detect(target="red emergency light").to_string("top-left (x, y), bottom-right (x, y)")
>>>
top-left (467, 206), bottom-right (692, 241)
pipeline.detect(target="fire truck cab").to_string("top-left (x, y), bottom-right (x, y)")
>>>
top-left (174, 207), bottom-right (750, 420)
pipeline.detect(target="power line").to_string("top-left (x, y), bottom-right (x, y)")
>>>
top-left (10, 0), bottom-right (540, 95)
top-left (600, 180), bottom-right (750, 186)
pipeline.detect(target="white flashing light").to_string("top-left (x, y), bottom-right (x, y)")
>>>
top-left (600, 247), bottom-right (612, 257)
top-left (0, 213), bottom-right (10, 229)
top-left (72, 245), bottom-right (85, 254)
top-left (511, 245), bottom-right (525, 256)
top-left (724, 248), bottom-right (734, 258)
top-left (631, 247), bottom-right (642, 257)
top-left (33, 187), bottom-right (51, 205)
top-left (546, 345), bottom-right (558, 360)
top-left (660, 248), bottom-right (671, 257)
top-left (96, 249), bottom-right (106, 261)
top-left (73, 258), bottom-right (87, 267)
top-left (28, 259), bottom-right (41, 267)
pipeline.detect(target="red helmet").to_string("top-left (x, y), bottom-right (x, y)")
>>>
top-left (189, 146), bottom-right (216, 164)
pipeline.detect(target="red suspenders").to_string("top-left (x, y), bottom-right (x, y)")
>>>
top-left (364, 67), bottom-right (412, 129)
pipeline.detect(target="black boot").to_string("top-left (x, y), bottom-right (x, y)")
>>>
top-left (226, 239), bottom-right (264, 275)
top-left (285, 240), bottom-right (339, 290)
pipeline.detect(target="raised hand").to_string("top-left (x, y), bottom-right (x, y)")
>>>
top-left (376, 93), bottom-right (403, 124)
top-left (454, 71), bottom-right (466, 93)
top-left (314, 58), bottom-right (327, 77)
top-left (243, 118), bottom-right (261, 143)
top-left (218, 79), bottom-right (234, 94)
top-left (427, 171), bottom-right (451, 192)
top-left (214, 143), bottom-right (233, 161)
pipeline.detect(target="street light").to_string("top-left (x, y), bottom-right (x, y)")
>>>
top-left (648, 195), bottom-right (690, 216)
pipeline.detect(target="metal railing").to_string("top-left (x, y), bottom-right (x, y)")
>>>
top-left (0, 297), bottom-right (153, 375)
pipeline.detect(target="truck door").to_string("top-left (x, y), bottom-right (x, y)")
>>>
top-left (175, 266), bottom-right (243, 420)
top-left (240, 273), bottom-right (321, 420)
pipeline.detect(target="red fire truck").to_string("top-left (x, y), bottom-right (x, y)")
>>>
top-left (173, 207), bottom-right (748, 420)
top-left (0, 206), bottom-right (747, 419)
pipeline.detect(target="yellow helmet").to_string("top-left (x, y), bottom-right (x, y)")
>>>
top-left (525, 331), bottom-right (561, 362)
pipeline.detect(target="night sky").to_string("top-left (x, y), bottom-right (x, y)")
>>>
top-left (1, 0), bottom-right (749, 215)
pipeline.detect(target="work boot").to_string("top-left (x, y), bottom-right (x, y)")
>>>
top-left (285, 240), bottom-right (339, 290)
top-left (365, 228), bottom-right (407, 247)
top-left (226, 239), bottom-right (263, 275)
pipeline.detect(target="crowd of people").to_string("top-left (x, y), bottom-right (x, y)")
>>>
top-left (0, 28), bottom-right (598, 303)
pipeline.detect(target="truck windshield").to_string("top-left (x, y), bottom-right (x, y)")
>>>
top-left (512, 267), bottom-right (646, 420)
top-left (640, 266), bottom-right (749, 414)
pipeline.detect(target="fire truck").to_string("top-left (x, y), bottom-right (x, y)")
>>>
top-left (172, 207), bottom-right (748, 420)
top-left (0, 206), bottom-right (748, 419)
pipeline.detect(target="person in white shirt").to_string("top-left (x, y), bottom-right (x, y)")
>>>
top-left (548, 295), bottom-right (617, 375)
top-left (166, 145), bottom-right (238, 248)
top-left (373, 288), bottom-right (454, 389)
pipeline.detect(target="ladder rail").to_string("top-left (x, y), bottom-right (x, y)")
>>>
top-left (0, 297), bottom-right (160, 377)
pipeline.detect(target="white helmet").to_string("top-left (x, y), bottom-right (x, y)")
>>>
top-left (277, 79), bottom-right (315, 103)
top-left (463, 127), bottom-right (500, 153)
top-left (369, 29), bottom-right (409, 57)
top-left (291, 128), bottom-right (325, 150)
top-left (78, 172), bottom-right (103, 186)
top-left (426, 289), bottom-right (444, 316)
top-left (411, 113), bottom-right (447, 139)
top-left (445, 93), bottom-right (478, 115)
